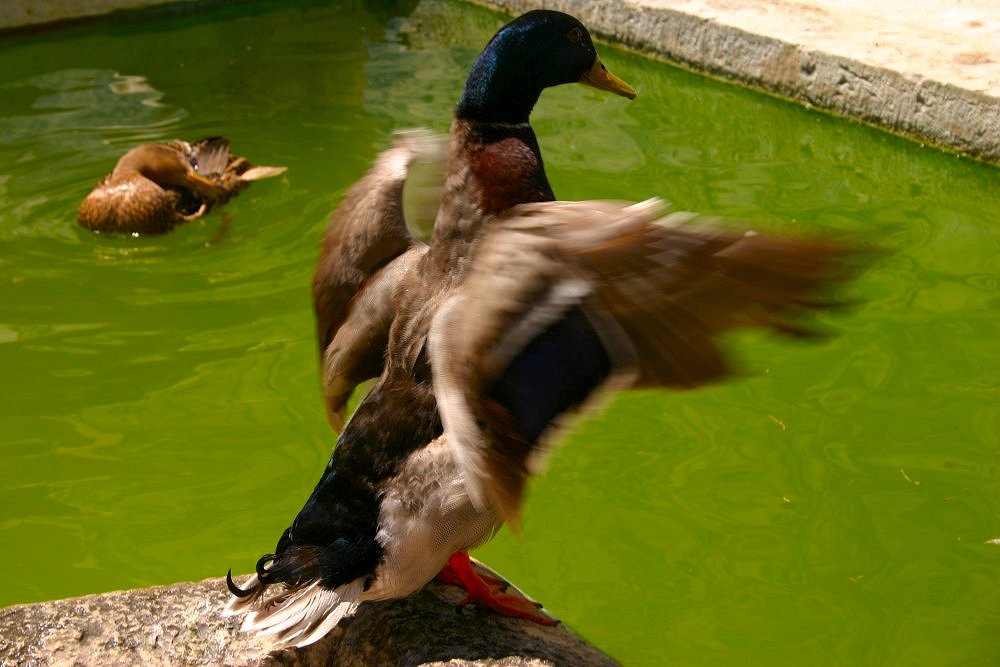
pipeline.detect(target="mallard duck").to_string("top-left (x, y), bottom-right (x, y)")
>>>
top-left (77, 137), bottom-right (285, 235)
top-left (224, 10), bottom-right (854, 649)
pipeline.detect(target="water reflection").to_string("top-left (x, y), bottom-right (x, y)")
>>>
top-left (0, 69), bottom-right (180, 145)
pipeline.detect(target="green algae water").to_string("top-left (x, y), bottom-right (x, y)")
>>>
top-left (1, 1), bottom-right (998, 664)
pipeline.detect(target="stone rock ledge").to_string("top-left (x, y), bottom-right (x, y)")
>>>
top-left (471, 0), bottom-right (1000, 165)
top-left (0, 577), bottom-right (619, 666)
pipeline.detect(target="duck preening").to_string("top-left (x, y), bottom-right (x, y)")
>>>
top-left (225, 10), bottom-right (858, 650)
top-left (77, 137), bottom-right (285, 235)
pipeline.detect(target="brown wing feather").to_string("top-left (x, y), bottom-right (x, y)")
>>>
top-left (314, 130), bottom-right (445, 429)
top-left (575, 214), bottom-right (852, 387)
top-left (431, 198), bottom-right (862, 522)
top-left (321, 246), bottom-right (426, 430)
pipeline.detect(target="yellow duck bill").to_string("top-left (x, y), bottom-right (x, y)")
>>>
top-left (579, 57), bottom-right (637, 99)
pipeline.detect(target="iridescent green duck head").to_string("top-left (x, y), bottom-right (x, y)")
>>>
top-left (456, 9), bottom-right (637, 124)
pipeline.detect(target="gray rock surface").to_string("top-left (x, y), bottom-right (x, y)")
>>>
top-left (0, 577), bottom-right (619, 666)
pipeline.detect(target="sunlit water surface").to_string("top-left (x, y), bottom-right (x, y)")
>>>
top-left (0, 1), bottom-right (997, 664)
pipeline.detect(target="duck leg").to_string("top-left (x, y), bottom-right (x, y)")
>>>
top-left (435, 551), bottom-right (558, 625)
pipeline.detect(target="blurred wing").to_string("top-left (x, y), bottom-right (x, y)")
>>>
top-left (321, 245), bottom-right (426, 430)
top-left (314, 129), bottom-right (445, 429)
top-left (429, 198), bottom-right (858, 523)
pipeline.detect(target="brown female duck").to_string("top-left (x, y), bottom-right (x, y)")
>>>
top-left (77, 137), bottom-right (285, 235)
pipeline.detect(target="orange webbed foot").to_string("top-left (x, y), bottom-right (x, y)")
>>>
top-left (435, 551), bottom-right (558, 626)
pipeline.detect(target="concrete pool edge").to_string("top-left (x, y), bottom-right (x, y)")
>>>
top-left (8, 0), bottom-right (1000, 165)
top-left (469, 0), bottom-right (1000, 166)
top-left (0, 576), bottom-right (620, 666)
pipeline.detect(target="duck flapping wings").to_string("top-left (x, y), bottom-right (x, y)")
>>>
top-left (429, 198), bottom-right (859, 524)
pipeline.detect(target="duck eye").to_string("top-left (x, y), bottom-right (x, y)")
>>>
top-left (567, 27), bottom-right (582, 43)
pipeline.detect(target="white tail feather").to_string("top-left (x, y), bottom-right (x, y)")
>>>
top-left (223, 573), bottom-right (259, 616)
top-left (243, 581), bottom-right (325, 634)
top-left (227, 577), bottom-right (364, 649)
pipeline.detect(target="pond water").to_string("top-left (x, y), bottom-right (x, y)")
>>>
top-left (0, 1), bottom-right (997, 664)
